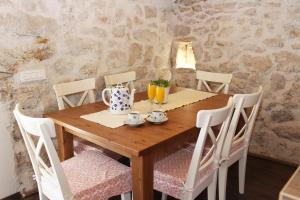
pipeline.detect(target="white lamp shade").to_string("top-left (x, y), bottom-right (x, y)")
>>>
top-left (176, 42), bottom-right (196, 69)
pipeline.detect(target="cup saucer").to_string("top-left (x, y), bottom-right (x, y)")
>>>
top-left (146, 116), bottom-right (168, 124)
top-left (124, 119), bottom-right (145, 127)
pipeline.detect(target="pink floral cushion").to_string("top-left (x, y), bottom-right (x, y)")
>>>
top-left (154, 149), bottom-right (216, 199)
top-left (73, 139), bottom-right (104, 155)
top-left (229, 140), bottom-right (247, 155)
top-left (73, 139), bottom-right (122, 160)
top-left (185, 139), bottom-right (246, 157)
top-left (61, 150), bottom-right (131, 200)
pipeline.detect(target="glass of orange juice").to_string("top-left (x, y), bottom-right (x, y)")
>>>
top-left (147, 83), bottom-right (156, 102)
top-left (156, 86), bottom-right (165, 108)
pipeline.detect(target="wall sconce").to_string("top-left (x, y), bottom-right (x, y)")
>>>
top-left (175, 41), bottom-right (196, 69)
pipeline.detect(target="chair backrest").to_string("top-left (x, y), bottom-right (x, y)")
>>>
top-left (196, 70), bottom-right (233, 94)
top-left (104, 71), bottom-right (136, 90)
top-left (185, 98), bottom-right (233, 190)
top-left (221, 86), bottom-right (263, 159)
top-left (13, 104), bottom-right (72, 200)
top-left (53, 78), bottom-right (96, 110)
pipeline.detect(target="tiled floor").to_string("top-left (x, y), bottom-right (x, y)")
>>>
top-left (5, 156), bottom-right (296, 200)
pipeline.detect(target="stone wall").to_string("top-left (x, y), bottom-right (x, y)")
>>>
top-left (0, 0), bottom-right (172, 195)
top-left (1, 0), bottom-right (300, 195)
top-left (170, 0), bottom-right (300, 164)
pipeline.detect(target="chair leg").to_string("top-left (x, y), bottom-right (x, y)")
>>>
top-left (161, 193), bottom-right (167, 200)
top-left (121, 192), bottom-right (132, 200)
top-left (207, 171), bottom-right (217, 200)
top-left (239, 153), bottom-right (248, 194)
top-left (38, 192), bottom-right (45, 200)
top-left (218, 166), bottom-right (228, 200)
top-left (36, 182), bottom-right (47, 200)
top-left (182, 192), bottom-right (193, 200)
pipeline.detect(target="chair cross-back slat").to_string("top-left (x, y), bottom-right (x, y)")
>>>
top-left (184, 98), bottom-right (233, 191)
top-left (196, 70), bottom-right (233, 94)
top-left (221, 86), bottom-right (263, 159)
top-left (199, 127), bottom-right (218, 167)
top-left (13, 105), bottom-right (73, 200)
top-left (53, 78), bottom-right (115, 158)
top-left (232, 108), bottom-right (254, 141)
top-left (215, 83), bottom-right (226, 93)
top-left (31, 136), bottom-right (55, 179)
top-left (218, 86), bottom-right (263, 200)
top-left (14, 105), bottom-right (132, 200)
top-left (202, 80), bottom-right (213, 92)
top-left (26, 133), bottom-right (52, 177)
top-left (104, 71), bottom-right (136, 90)
top-left (53, 78), bottom-right (96, 110)
top-left (77, 90), bottom-right (88, 106)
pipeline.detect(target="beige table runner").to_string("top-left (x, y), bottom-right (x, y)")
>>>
top-left (80, 88), bottom-right (216, 128)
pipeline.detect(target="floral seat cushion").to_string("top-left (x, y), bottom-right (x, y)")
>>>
top-left (73, 139), bottom-right (103, 155)
top-left (185, 139), bottom-right (246, 157)
top-left (73, 139), bottom-right (122, 160)
top-left (61, 150), bottom-right (131, 200)
top-left (154, 149), bottom-right (216, 199)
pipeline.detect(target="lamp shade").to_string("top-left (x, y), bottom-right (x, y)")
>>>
top-left (175, 41), bottom-right (196, 69)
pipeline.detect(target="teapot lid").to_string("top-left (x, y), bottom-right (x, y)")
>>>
top-left (115, 83), bottom-right (125, 88)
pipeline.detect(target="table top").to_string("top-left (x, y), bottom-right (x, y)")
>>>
top-left (280, 166), bottom-right (300, 200)
top-left (45, 88), bottom-right (230, 157)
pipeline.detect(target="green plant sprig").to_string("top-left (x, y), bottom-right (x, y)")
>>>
top-left (150, 79), bottom-right (170, 87)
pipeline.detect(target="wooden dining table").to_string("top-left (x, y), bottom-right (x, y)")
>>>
top-left (45, 87), bottom-right (230, 200)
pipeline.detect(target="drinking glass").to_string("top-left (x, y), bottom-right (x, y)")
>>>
top-left (147, 83), bottom-right (156, 112)
top-left (156, 86), bottom-right (165, 109)
top-left (147, 83), bottom-right (156, 101)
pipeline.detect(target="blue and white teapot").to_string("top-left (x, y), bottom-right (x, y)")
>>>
top-left (102, 84), bottom-right (136, 115)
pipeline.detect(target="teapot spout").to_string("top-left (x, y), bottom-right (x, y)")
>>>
top-left (129, 88), bottom-right (136, 107)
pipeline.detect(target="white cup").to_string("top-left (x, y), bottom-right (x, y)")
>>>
top-left (150, 110), bottom-right (167, 122)
top-left (128, 112), bottom-right (142, 124)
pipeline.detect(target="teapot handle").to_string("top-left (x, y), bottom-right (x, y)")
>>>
top-left (102, 88), bottom-right (111, 106)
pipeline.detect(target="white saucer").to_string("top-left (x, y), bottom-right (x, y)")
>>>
top-left (124, 119), bottom-right (145, 127)
top-left (146, 116), bottom-right (168, 124)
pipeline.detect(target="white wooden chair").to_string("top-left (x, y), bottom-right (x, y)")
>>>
top-left (154, 98), bottom-right (233, 200)
top-left (13, 104), bottom-right (131, 200)
top-left (53, 78), bottom-right (106, 155)
top-left (53, 78), bottom-right (96, 110)
top-left (218, 86), bottom-right (263, 200)
top-left (104, 71), bottom-right (136, 89)
top-left (196, 70), bottom-right (233, 94)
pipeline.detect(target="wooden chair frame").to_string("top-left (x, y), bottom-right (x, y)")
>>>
top-left (196, 70), bottom-right (233, 94)
top-left (53, 78), bottom-right (96, 110)
top-left (218, 86), bottom-right (263, 200)
top-left (104, 71), bottom-right (136, 90)
top-left (14, 105), bottom-right (131, 200)
top-left (14, 104), bottom-right (72, 200)
top-left (161, 98), bottom-right (234, 200)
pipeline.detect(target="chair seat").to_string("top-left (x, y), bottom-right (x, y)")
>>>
top-left (73, 139), bottom-right (122, 160)
top-left (73, 139), bottom-right (103, 155)
top-left (229, 140), bottom-right (247, 156)
top-left (185, 139), bottom-right (246, 157)
top-left (61, 150), bottom-right (131, 200)
top-left (154, 149), bottom-right (216, 199)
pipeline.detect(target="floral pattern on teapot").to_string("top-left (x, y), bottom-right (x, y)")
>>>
top-left (102, 84), bottom-right (136, 115)
top-left (110, 88), bottom-right (131, 111)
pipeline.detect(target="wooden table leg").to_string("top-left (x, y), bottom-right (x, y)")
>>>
top-left (131, 154), bottom-right (154, 200)
top-left (55, 124), bottom-right (74, 161)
